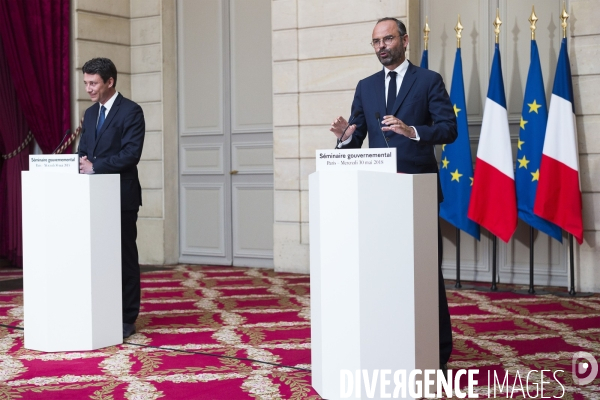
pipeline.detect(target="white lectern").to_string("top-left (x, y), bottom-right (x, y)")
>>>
top-left (309, 170), bottom-right (439, 399)
top-left (22, 171), bottom-right (122, 351)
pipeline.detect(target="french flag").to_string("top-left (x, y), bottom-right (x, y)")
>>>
top-left (468, 44), bottom-right (517, 242)
top-left (534, 38), bottom-right (583, 244)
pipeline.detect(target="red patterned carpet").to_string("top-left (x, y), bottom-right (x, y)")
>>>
top-left (0, 265), bottom-right (598, 399)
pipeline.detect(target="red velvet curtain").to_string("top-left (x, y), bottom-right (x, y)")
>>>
top-left (0, 0), bottom-right (70, 267)
top-left (0, 39), bottom-right (30, 267)
top-left (0, 0), bottom-right (71, 153)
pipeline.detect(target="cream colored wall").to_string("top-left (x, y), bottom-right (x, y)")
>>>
top-left (271, 0), bottom-right (411, 273)
top-left (72, 0), bottom-right (178, 265)
top-left (69, 0), bottom-right (599, 291)
top-left (571, 0), bottom-right (600, 292)
top-left (271, 0), bottom-right (600, 291)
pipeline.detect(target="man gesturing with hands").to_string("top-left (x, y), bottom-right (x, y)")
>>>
top-left (330, 17), bottom-right (457, 372)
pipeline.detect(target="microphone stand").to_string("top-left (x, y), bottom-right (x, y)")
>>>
top-left (51, 129), bottom-right (71, 154)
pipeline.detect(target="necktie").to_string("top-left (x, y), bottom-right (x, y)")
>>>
top-left (96, 105), bottom-right (106, 139)
top-left (386, 71), bottom-right (397, 116)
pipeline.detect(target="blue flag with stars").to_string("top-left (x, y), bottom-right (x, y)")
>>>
top-left (515, 40), bottom-right (562, 242)
top-left (439, 48), bottom-right (480, 240)
top-left (420, 49), bottom-right (428, 69)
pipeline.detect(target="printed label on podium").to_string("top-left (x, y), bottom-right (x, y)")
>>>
top-left (315, 148), bottom-right (396, 173)
top-left (29, 154), bottom-right (79, 173)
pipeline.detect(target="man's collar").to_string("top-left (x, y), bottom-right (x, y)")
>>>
top-left (383, 59), bottom-right (409, 76)
top-left (99, 91), bottom-right (119, 111)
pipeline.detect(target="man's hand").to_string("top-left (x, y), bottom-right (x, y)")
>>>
top-left (381, 115), bottom-right (416, 138)
top-left (79, 156), bottom-right (95, 174)
top-left (330, 116), bottom-right (356, 142)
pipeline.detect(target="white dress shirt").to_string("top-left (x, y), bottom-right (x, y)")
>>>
top-left (384, 59), bottom-right (409, 101)
top-left (339, 59), bottom-right (419, 146)
top-left (97, 91), bottom-right (120, 126)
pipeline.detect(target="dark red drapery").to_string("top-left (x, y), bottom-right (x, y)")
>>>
top-left (0, 39), bottom-right (30, 267)
top-left (0, 0), bottom-right (71, 153)
top-left (0, 0), bottom-right (70, 267)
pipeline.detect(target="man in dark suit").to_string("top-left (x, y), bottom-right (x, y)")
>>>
top-left (78, 58), bottom-right (145, 339)
top-left (331, 18), bottom-right (457, 371)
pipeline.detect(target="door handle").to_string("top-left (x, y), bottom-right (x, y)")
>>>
top-left (230, 170), bottom-right (239, 175)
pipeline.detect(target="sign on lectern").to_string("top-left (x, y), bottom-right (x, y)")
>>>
top-left (28, 154), bottom-right (79, 173)
top-left (315, 148), bottom-right (397, 173)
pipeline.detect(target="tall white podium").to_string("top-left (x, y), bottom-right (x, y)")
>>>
top-left (309, 170), bottom-right (439, 399)
top-left (22, 171), bottom-right (122, 351)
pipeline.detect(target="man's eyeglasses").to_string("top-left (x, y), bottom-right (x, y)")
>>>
top-left (370, 34), bottom-right (403, 48)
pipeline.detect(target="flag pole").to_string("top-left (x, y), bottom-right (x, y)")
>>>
top-left (452, 227), bottom-right (474, 289)
top-left (491, 236), bottom-right (498, 291)
top-left (474, 10), bottom-right (512, 293)
top-left (514, 7), bottom-right (550, 296)
top-left (568, 234), bottom-right (575, 296)
top-left (485, 235), bottom-right (509, 292)
top-left (446, 16), bottom-right (474, 291)
top-left (515, 227), bottom-right (537, 294)
top-left (555, 234), bottom-right (593, 297)
top-left (446, 227), bottom-right (475, 290)
top-left (528, 227), bottom-right (535, 293)
top-left (489, 11), bottom-right (506, 293)
top-left (455, 227), bottom-right (461, 288)
top-left (550, 4), bottom-right (592, 298)
top-left (451, 17), bottom-right (463, 290)
top-left (424, 16), bottom-right (429, 51)
top-left (420, 17), bottom-right (429, 69)
top-left (525, 10), bottom-right (541, 295)
top-left (514, 226), bottom-right (551, 294)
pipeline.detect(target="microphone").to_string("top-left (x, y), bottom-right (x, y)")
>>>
top-left (51, 129), bottom-right (71, 154)
top-left (334, 111), bottom-right (360, 149)
top-left (375, 112), bottom-right (390, 148)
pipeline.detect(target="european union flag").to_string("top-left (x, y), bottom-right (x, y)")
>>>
top-left (439, 48), bottom-right (480, 240)
top-left (420, 49), bottom-right (428, 69)
top-left (516, 40), bottom-right (562, 242)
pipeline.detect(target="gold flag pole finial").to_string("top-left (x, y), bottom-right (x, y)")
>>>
top-left (561, 1), bottom-right (569, 39)
top-left (455, 15), bottom-right (463, 48)
top-left (423, 16), bottom-right (430, 51)
top-left (493, 8), bottom-right (502, 44)
top-left (529, 6), bottom-right (538, 40)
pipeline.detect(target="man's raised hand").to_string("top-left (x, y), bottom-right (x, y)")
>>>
top-left (330, 116), bottom-right (356, 142)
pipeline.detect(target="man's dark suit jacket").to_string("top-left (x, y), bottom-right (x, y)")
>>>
top-left (78, 93), bottom-right (145, 210)
top-left (343, 62), bottom-right (457, 178)
top-left (343, 61), bottom-right (457, 364)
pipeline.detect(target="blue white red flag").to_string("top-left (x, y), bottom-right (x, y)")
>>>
top-left (534, 38), bottom-right (583, 244)
top-left (468, 44), bottom-right (517, 242)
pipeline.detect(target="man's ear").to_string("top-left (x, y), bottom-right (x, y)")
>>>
top-left (108, 77), bottom-right (114, 88)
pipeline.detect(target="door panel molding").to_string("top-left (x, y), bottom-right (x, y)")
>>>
top-left (231, 142), bottom-right (274, 174)
top-left (177, 0), bottom-right (224, 136)
top-left (180, 183), bottom-right (227, 258)
top-left (181, 143), bottom-right (224, 175)
top-left (232, 183), bottom-right (274, 260)
top-left (229, 0), bottom-right (273, 134)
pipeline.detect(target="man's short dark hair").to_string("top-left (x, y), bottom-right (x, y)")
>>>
top-left (377, 17), bottom-right (407, 37)
top-left (82, 58), bottom-right (118, 88)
